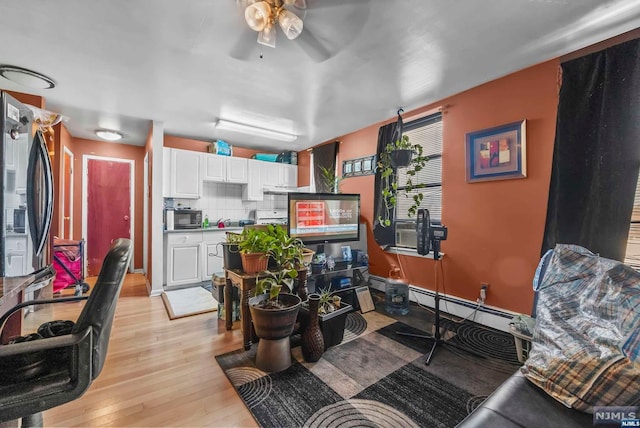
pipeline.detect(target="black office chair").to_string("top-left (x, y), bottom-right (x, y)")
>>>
top-left (0, 238), bottom-right (133, 426)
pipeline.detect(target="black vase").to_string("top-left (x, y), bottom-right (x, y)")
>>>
top-left (390, 149), bottom-right (413, 168)
top-left (302, 294), bottom-right (325, 362)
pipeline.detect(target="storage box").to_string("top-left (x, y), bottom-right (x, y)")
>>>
top-left (212, 275), bottom-right (240, 321)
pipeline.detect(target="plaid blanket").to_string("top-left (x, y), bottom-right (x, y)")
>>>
top-left (522, 244), bottom-right (640, 412)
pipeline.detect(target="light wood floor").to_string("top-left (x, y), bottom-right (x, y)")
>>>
top-left (42, 274), bottom-right (257, 427)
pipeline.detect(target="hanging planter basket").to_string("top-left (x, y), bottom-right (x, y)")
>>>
top-left (389, 149), bottom-right (413, 168)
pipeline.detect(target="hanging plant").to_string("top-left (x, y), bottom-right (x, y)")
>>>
top-left (377, 134), bottom-right (430, 227)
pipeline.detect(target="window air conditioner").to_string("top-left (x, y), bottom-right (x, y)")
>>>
top-left (395, 222), bottom-right (417, 248)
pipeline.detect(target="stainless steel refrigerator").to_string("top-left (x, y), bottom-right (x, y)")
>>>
top-left (1, 91), bottom-right (54, 286)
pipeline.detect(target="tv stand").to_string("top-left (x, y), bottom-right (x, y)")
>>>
top-left (306, 258), bottom-right (369, 311)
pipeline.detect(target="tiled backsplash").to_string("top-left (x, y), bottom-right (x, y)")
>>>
top-left (170, 182), bottom-right (287, 222)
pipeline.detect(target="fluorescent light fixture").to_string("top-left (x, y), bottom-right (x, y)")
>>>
top-left (215, 119), bottom-right (297, 142)
top-left (0, 65), bottom-right (56, 89)
top-left (95, 129), bottom-right (123, 141)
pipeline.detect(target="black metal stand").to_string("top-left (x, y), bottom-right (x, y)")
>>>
top-left (396, 240), bottom-right (444, 365)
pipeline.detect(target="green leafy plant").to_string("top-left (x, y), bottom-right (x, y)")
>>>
top-left (316, 287), bottom-right (342, 315)
top-left (377, 134), bottom-right (429, 227)
top-left (318, 165), bottom-right (342, 193)
top-left (254, 225), bottom-right (305, 302)
top-left (237, 227), bottom-right (274, 254)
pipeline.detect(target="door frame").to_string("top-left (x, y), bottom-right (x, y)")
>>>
top-left (61, 146), bottom-right (74, 239)
top-left (82, 155), bottom-right (135, 274)
top-left (143, 152), bottom-right (149, 275)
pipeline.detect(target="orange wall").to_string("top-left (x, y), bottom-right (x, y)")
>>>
top-left (61, 136), bottom-right (146, 270)
top-left (315, 59), bottom-right (560, 314)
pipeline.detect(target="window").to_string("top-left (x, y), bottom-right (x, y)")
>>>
top-left (624, 177), bottom-right (640, 269)
top-left (394, 113), bottom-right (443, 249)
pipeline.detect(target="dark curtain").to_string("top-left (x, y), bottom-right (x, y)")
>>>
top-left (542, 38), bottom-right (640, 261)
top-left (313, 141), bottom-right (338, 193)
top-left (373, 122), bottom-right (397, 248)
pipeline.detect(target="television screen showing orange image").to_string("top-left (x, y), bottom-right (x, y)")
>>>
top-left (287, 193), bottom-right (360, 245)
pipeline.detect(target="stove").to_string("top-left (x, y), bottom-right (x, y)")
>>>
top-left (255, 209), bottom-right (288, 225)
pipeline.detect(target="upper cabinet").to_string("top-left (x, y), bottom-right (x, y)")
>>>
top-left (201, 153), bottom-right (248, 184)
top-left (163, 148), bottom-right (201, 199)
top-left (243, 158), bottom-right (264, 201)
top-left (260, 161), bottom-right (297, 189)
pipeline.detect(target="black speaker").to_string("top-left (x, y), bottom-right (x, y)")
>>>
top-left (416, 208), bottom-right (430, 255)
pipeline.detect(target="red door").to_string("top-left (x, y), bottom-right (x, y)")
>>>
top-left (87, 158), bottom-right (131, 276)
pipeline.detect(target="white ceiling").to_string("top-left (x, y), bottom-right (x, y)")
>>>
top-left (0, 0), bottom-right (638, 151)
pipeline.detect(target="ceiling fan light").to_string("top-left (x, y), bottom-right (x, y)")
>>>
top-left (245, 1), bottom-right (272, 32)
top-left (277, 9), bottom-right (303, 40)
top-left (95, 129), bottom-right (123, 141)
top-left (257, 24), bottom-right (277, 48)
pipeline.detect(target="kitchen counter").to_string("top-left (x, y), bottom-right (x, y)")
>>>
top-left (164, 227), bottom-right (245, 234)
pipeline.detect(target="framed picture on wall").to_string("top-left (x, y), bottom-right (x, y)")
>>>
top-left (466, 120), bottom-right (527, 183)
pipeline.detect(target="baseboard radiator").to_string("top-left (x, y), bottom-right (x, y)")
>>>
top-left (368, 275), bottom-right (519, 333)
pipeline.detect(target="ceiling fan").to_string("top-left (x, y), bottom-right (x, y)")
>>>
top-left (239, 0), bottom-right (306, 48)
top-left (233, 0), bottom-right (370, 62)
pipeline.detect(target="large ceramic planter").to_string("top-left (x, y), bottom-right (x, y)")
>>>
top-left (300, 302), bottom-right (353, 350)
top-left (249, 293), bottom-right (302, 372)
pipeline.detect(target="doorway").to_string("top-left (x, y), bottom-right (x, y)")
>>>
top-left (61, 147), bottom-right (74, 239)
top-left (82, 155), bottom-right (134, 276)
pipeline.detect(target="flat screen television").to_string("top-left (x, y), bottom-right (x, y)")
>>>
top-left (287, 192), bottom-right (360, 245)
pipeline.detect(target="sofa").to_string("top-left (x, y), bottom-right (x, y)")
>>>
top-left (457, 244), bottom-right (640, 427)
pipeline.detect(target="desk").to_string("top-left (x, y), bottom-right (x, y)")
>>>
top-left (224, 269), bottom-right (259, 350)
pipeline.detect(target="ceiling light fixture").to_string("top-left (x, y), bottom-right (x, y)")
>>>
top-left (95, 129), bottom-right (123, 141)
top-left (0, 65), bottom-right (56, 89)
top-left (243, 0), bottom-right (304, 48)
top-left (215, 119), bottom-right (297, 142)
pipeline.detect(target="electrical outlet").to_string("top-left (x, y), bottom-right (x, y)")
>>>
top-left (478, 282), bottom-right (489, 304)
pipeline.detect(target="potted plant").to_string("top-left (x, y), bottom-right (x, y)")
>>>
top-left (222, 231), bottom-right (243, 270)
top-left (318, 165), bottom-right (342, 193)
top-left (237, 227), bottom-right (273, 273)
top-left (248, 225), bottom-right (304, 372)
top-left (300, 287), bottom-right (353, 350)
top-left (377, 134), bottom-right (430, 227)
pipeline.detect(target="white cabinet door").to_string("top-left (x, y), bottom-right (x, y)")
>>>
top-left (171, 149), bottom-right (201, 198)
top-left (281, 164), bottom-right (298, 187)
top-left (165, 232), bottom-right (203, 287)
top-left (243, 159), bottom-right (263, 201)
top-left (168, 245), bottom-right (201, 286)
top-left (162, 148), bottom-right (171, 198)
top-left (202, 231), bottom-right (226, 281)
top-left (227, 157), bottom-right (248, 184)
top-left (201, 153), bottom-right (226, 182)
top-left (202, 243), bottom-right (224, 281)
top-left (4, 137), bottom-right (15, 170)
top-left (260, 161), bottom-right (280, 187)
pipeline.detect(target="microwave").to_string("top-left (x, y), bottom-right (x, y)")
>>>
top-left (170, 209), bottom-right (202, 229)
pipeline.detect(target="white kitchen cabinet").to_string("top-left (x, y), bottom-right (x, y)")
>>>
top-left (201, 230), bottom-right (226, 281)
top-left (281, 163), bottom-right (298, 187)
top-left (260, 161), bottom-right (297, 188)
top-left (164, 148), bottom-right (201, 199)
top-left (242, 158), bottom-right (264, 201)
top-left (165, 232), bottom-right (202, 287)
top-left (201, 153), bottom-right (248, 184)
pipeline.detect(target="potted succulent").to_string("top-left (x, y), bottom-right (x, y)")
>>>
top-left (300, 287), bottom-right (353, 350)
top-left (377, 134), bottom-right (430, 227)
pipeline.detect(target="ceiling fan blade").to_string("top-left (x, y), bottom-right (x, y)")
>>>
top-left (296, 28), bottom-right (331, 62)
top-left (230, 28), bottom-right (259, 61)
top-left (302, 0), bottom-right (369, 10)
